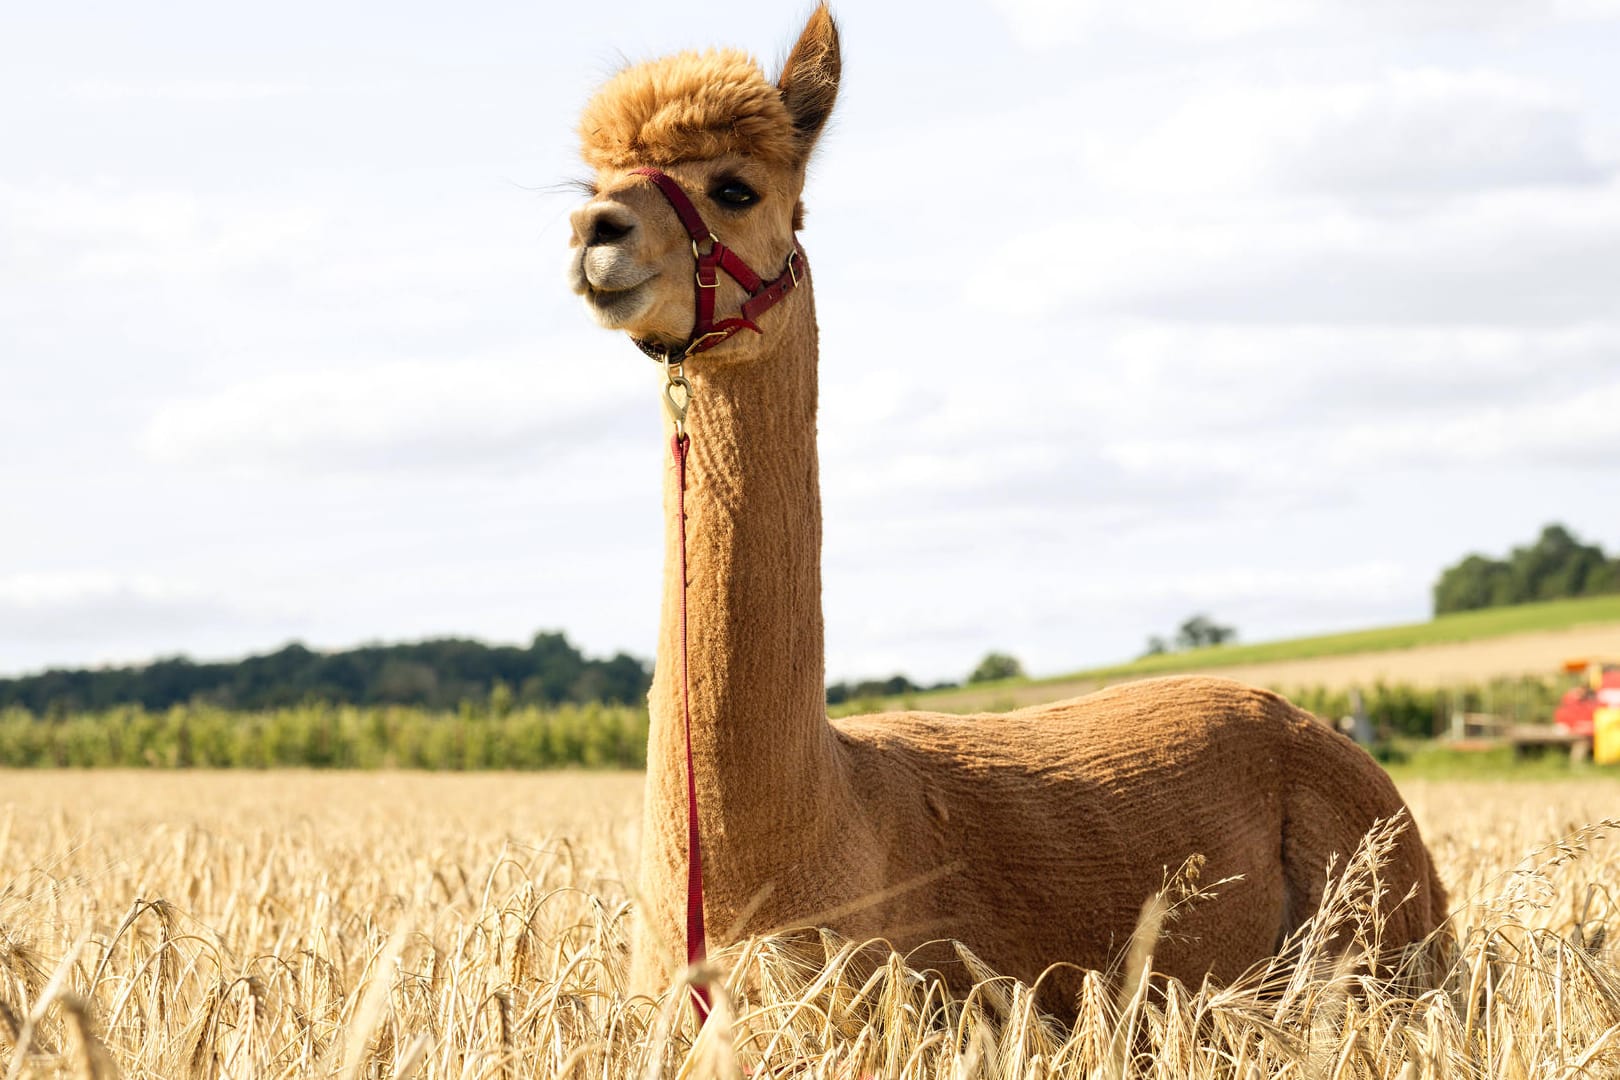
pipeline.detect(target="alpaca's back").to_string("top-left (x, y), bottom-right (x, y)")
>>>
top-left (831, 675), bottom-right (1446, 1002)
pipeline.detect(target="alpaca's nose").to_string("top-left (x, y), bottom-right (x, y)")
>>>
top-left (572, 202), bottom-right (637, 248)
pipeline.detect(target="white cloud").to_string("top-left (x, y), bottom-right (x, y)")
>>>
top-left (989, 0), bottom-right (1620, 46)
top-left (0, 574), bottom-right (277, 669)
top-left (970, 180), bottom-right (1620, 324)
top-left (139, 345), bottom-right (651, 472)
top-left (1331, 379), bottom-right (1620, 469)
top-left (990, 0), bottom-right (1299, 43)
top-left (67, 79), bottom-right (310, 103)
top-left (816, 320), bottom-right (1620, 561)
top-left (1095, 70), bottom-right (1611, 199)
top-left (1091, 323), bottom-right (1620, 475)
top-left (0, 183), bottom-right (322, 281)
top-left (1093, 323), bottom-right (1620, 421)
top-left (824, 559), bottom-right (1423, 681)
top-left (0, 572), bottom-right (194, 609)
top-left (1125, 562), bottom-right (1417, 605)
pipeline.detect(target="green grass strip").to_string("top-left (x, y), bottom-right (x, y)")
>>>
top-left (930, 594), bottom-right (1620, 702)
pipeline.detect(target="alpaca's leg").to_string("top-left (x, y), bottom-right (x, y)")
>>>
top-left (1276, 781), bottom-right (1348, 952)
top-left (628, 917), bottom-right (680, 1001)
top-left (1278, 716), bottom-right (1448, 967)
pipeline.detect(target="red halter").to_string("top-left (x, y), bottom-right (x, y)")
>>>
top-left (630, 167), bottom-right (804, 360)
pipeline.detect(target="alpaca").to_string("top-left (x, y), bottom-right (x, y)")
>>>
top-left (566, 7), bottom-right (1448, 1012)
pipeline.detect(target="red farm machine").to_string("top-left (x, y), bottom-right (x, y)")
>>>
top-left (1555, 658), bottom-right (1620, 763)
top-left (1444, 657), bottom-right (1620, 762)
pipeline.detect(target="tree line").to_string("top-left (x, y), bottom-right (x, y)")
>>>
top-left (825, 673), bottom-right (960, 706)
top-left (823, 652), bottom-right (1030, 705)
top-left (0, 632), bottom-right (651, 715)
top-left (1434, 524), bottom-right (1619, 615)
top-left (6, 634), bottom-right (1028, 716)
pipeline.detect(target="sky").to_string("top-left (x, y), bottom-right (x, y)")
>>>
top-left (3, 0), bottom-right (1619, 685)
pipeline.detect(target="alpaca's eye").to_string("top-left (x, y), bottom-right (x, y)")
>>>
top-left (711, 180), bottom-right (759, 207)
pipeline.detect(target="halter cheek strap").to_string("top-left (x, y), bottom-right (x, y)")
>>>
top-left (631, 167), bottom-right (805, 359)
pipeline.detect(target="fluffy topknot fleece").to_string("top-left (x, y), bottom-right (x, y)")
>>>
top-left (579, 49), bottom-right (799, 170)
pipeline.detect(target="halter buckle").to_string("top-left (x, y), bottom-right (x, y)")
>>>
top-left (787, 249), bottom-right (801, 287)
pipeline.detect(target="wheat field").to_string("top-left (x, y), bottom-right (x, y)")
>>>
top-left (1, 770), bottom-right (1617, 1079)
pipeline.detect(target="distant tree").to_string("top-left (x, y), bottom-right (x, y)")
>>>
top-left (1433, 523), bottom-right (1619, 614)
top-left (375, 659), bottom-right (439, 703)
top-left (593, 652), bottom-right (655, 704)
top-left (1175, 615), bottom-right (1236, 650)
top-left (1508, 524), bottom-right (1611, 603)
top-left (1141, 635), bottom-right (1170, 657)
top-left (1432, 553), bottom-right (1514, 614)
top-left (968, 652), bottom-right (1025, 684)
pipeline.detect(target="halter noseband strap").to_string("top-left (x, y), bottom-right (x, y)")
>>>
top-left (630, 167), bottom-right (804, 361)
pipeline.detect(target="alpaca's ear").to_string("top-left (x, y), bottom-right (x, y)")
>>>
top-left (777, 5), bottom-right (840, 160)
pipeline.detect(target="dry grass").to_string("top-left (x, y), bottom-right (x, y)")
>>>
top-left (1, 770), bottom-right (1617, 1078)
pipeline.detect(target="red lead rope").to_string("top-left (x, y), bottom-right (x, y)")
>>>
top-left (672, 432), bottom-right (712, 1024)
top-left (634, 163), bottom-right (806, 1029)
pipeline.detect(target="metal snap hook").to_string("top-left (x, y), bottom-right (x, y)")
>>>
top-left (662, 366), bottom-right (692, 436)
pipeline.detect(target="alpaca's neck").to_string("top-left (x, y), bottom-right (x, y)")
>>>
top-left (644, 288), bottom-right (841, 869)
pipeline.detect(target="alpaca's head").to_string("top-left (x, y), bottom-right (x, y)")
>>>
top-left (567, 6), bottom-right (839, 359)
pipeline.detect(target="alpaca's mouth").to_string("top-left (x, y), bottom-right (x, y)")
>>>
top-left (582, 278), bottom-right (657, 328)
top-left (570, 250), bottom-right (660, 329)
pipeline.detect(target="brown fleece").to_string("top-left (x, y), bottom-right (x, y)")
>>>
top-left (572, 7), bottom-right (1450, 1013)
top-left (580, 48), bottom-right (801, 171)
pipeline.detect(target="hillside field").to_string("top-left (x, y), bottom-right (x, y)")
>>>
top-left (1, 769), bottom-right (1618, 1077)
top-left (915, 595), bottom-right (1620, 713)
